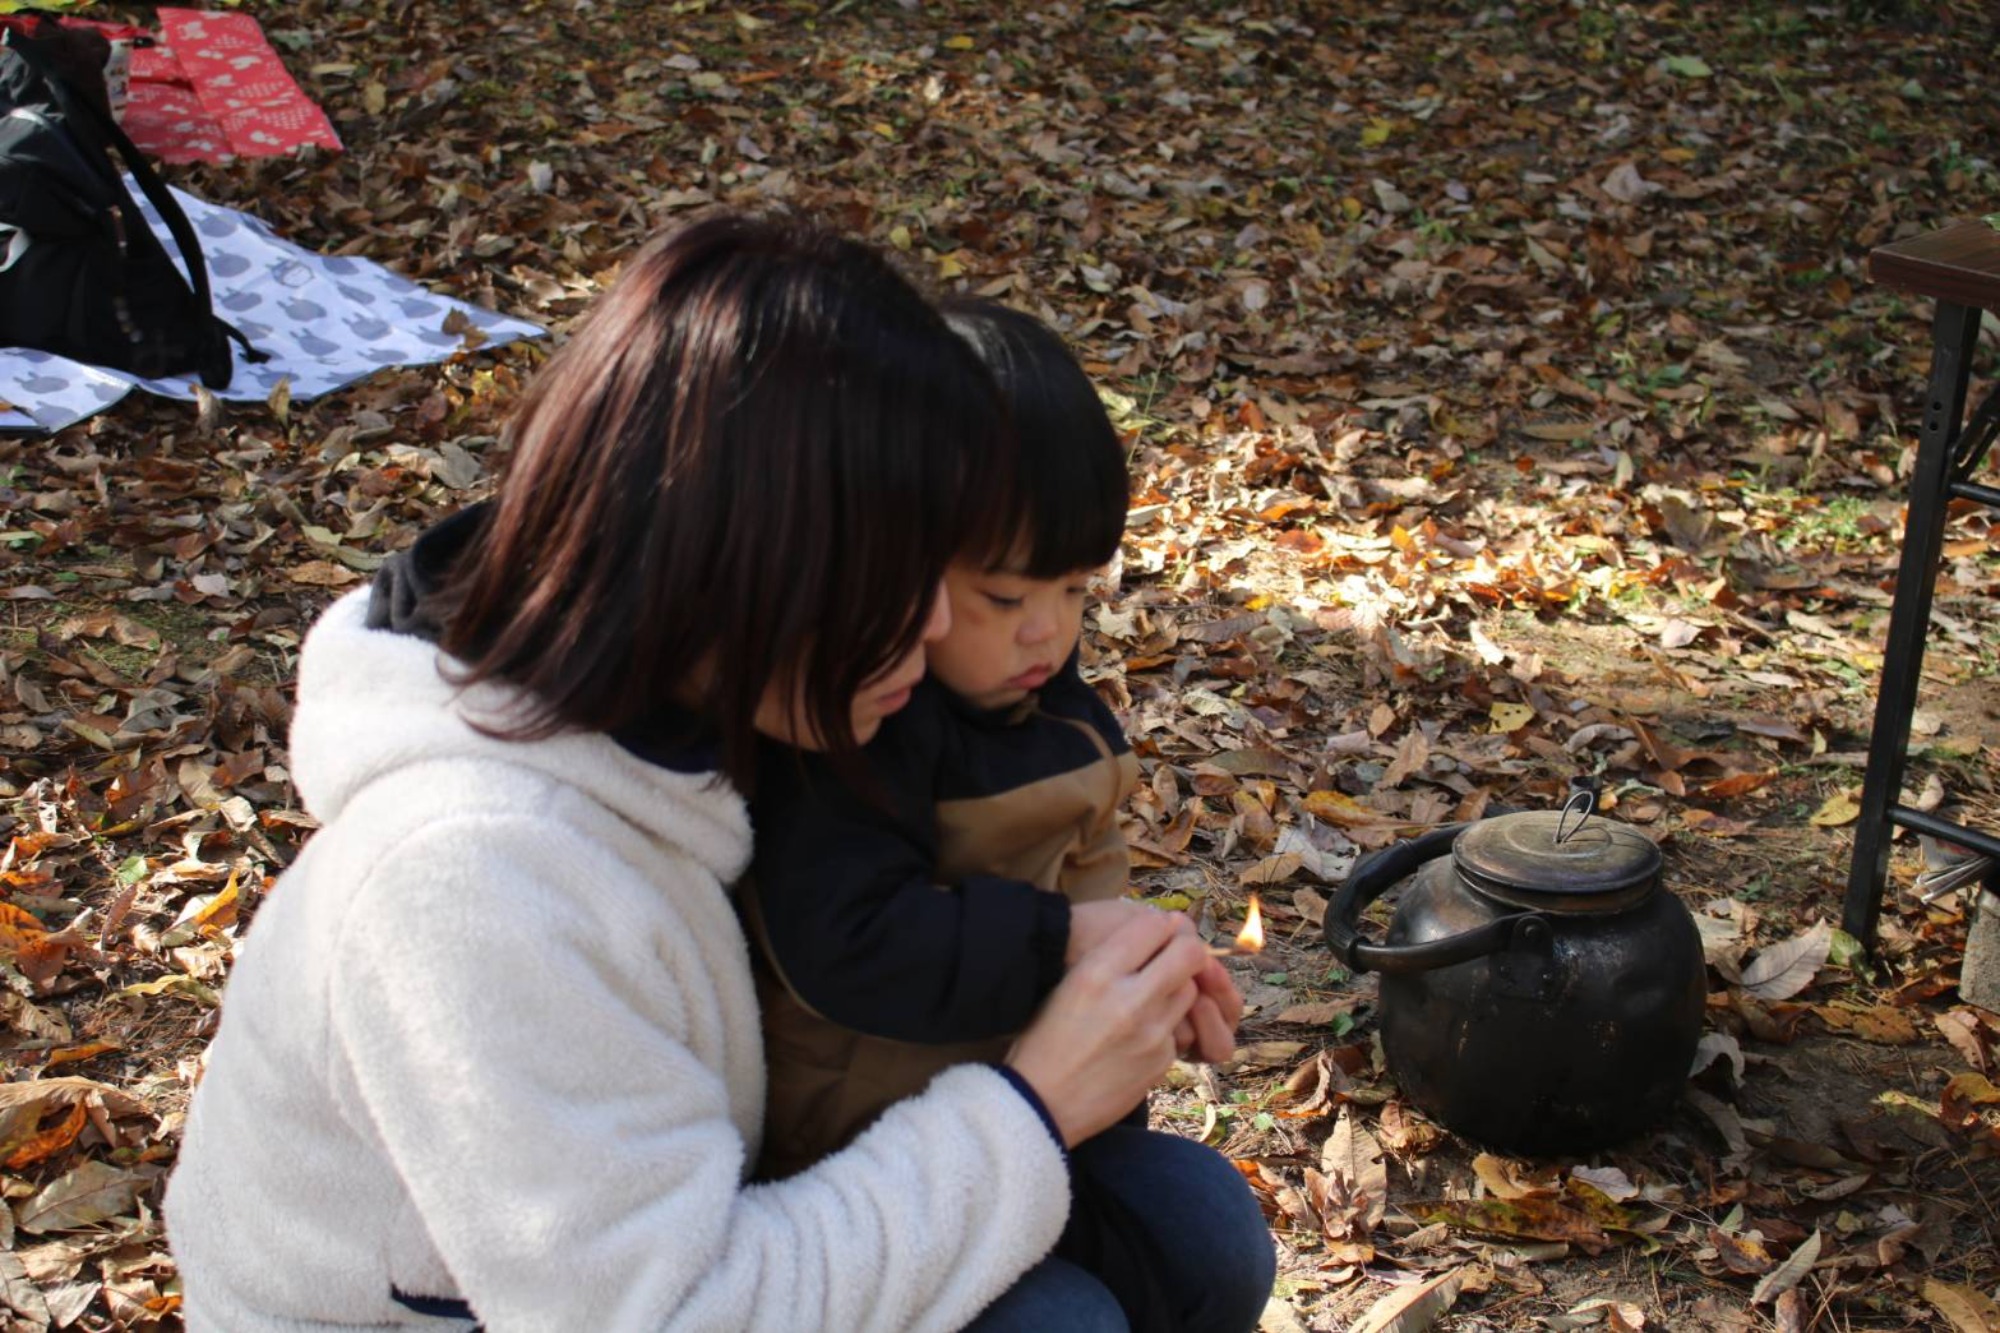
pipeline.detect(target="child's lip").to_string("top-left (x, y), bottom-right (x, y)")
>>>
top-left (1008, 665), bottom-right (1054, 688)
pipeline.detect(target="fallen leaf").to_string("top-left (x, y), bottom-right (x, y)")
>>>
top-left (1350, 1267), bottom-right (1465, 1333)
top-left (1323, 1107), bottom-right (1389, 1234)
top-left (1303, 790), bottom-right (1395, 827)
top-left (1750, 1231), bottom-right (1821, 1305)
top-left (1570, 1165), bottom-right (1639, 1201)
top-left (1472, 1152), bottom-right (1558, 1201)
top-left (1808, 790), bottom-right (1861, 827)
top-left (1290, 886), bottom-right (1329, 928)
top-left (1421, 1196), bottom-right (1611, 1253)
top-left (1935, 1009), bottom-right (1991, 1073)
top-left (0, 1078), bottom-right (150, 1119)
top-left (1940, 1071), bottom-right (2000, 1138)
top-left (1690, 1032), bottom-right (1745, 1081)
top-left (1272, 999), bottom-right (1359, 1026)
top-left (1707, 1226), bottom-right (1775, 1275)
top-left (1921, 1278), bottom-right (2000, 1333)
top-left (1740, 921), bottom-right (1832, 1000)
top-left (15, 1160), bottom-right (145, 1234)
top-left (1, 1098), bottom-right (86, 1170)
top-left (1815, 1003), bottom-right (1920, 1045)
top-left (1696, 770), bottom-right (1780, 800)
top-left (1219, 1041), bottom-right (1307, 1074)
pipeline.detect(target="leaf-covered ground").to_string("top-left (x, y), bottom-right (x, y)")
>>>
top-left (3, 1), bottom-right (2000, 1328)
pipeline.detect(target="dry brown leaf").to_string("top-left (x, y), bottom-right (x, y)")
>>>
top-left (1935, 1009), bottom-right (1991, 1074)
top-left (0, 1078), bottom-right (151, 1121)
top-left (15, 1160), bottom-right (146, 1235)
top-left (1322, 1108), bottom-right (1389, 1235)
top-left (1239, 852), bottom-right (1303, 887)
top-left (1302, 790), bottom-right (1395, 827)
top-left (1749, 1231), bottom-right (1821, 1305)
top-left (1707, 1227), bottom-right (1775, 1275)
top-left (1349, 1267), bottom-right (1465, 1333)
top-left (1472, 1152), bottom-right (1559, 1201)
top-left (1290, 886), bottom-right (1328, 928)
top-left (1739, 921), bottom-right (1831, 1000)
top-left (1921, 1278), bottom-right (2000, 1333)
top-left (0, 1252), bottom-right (51, 1328)
top-left (1772, 1288), bottom-right (1807, 1333)
top-left (1846, 1004), bottom-right (1920, 1045)
top-left (1421, 1196), bottom-right (1612, 1253)
top-left (1219, 1041), bottom-right (1307, 1075)
top-left (1272, 999), bottom-right (1359, 1026)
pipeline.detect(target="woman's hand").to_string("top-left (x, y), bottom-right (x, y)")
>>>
top-left (1068, 902), bottom-right (1244, 1065)
top-left (1063, 898), bottom-right (1160, 966)
top-left (1006, 910), bottom-right (1210, 1146)
top-left (1176, 959), bottom-right (1243, 1065)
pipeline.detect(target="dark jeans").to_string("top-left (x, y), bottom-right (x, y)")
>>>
top-left (965, 1126), bottom-right (1275, 1333)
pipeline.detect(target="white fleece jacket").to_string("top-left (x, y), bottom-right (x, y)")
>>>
top-left (164, 590), bottom-right (1071, 1332)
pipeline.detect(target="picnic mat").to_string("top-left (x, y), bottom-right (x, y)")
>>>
top-left (0, 187), bottom-right (543, 433)
top-left (131, 9), bottom-right (342, 162)
top-left (13, 7), bottom-right (340, 162)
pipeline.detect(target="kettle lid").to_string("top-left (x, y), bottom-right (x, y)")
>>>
top-left (1451, 807), bottom-right (1661, 912)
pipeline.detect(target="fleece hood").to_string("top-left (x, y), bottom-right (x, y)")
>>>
top-left (286, 585), bottom-right (752, 890)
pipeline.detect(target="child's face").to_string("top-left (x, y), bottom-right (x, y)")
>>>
top-left (927, 562), bottom-right (1097, 710)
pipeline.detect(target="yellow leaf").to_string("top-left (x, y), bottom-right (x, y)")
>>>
top-left (1489, 702), bottom-right (1536, 733)
top-left (44, 1039), bottom-right (121, 1068)
top-left (1220, 1040), bottom-right (1307, 1073)
top-left (732, 10), bottom-right (768, 31)
top-left (116, 975), bottom-right (220, 1007)
top-left (936, 252), bottom-right (965, 279)
top-left (363, 81), bottom-right (387, 115)
top-left (192, 871), bottom-right (242, 934)
top-left (944, 34), bottom-right (976, 50)
top-left (1923, 1278), bottom-right (2000, 1333)
top-left (888, 225), bottom-right (913, 251)
top-left (1360, 119), bottom-right (1393, 147)
top-left (1422, 1196), bottom-right (1612, 1252)
top-left (2, 1098), bottom-right (86, 1170)
top-left (872, 122), bottom-right (898, 140)
top-left (1303, 790), bottom-right (1393, 826)
top-left (1808, 790), bottom-right (1860, 827)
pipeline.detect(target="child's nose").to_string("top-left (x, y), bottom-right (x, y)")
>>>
top-left (1020, 612), bottom-right (1055, 645)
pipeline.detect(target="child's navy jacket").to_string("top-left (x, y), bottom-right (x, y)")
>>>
top-left (743, 654), bottom-right (1138, 1179)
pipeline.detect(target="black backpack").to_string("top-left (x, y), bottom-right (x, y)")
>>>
top-left (0, 17), bottom-right (259, 388)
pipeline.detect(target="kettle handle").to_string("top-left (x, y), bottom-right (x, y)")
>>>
top-left (1324, 822), bottom-right (1537, 974)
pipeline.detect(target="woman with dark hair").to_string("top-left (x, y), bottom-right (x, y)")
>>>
top-left (164, 213), bottom-right (1232, 1331)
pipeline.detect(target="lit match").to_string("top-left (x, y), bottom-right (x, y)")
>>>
top-left (1209, 893), bottom-right (1266, 957)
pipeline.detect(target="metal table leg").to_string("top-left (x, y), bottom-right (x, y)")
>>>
top-left (1842, 300), bottom-right (1982, 948)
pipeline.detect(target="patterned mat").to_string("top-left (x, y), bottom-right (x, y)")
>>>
top-left (0, 187), bottom-right (543, 432)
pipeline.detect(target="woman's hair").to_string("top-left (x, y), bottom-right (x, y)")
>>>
top-left (431, 212), bottom-right (1011, 782)
top-left (939, 300), bottom-right (1130, 578)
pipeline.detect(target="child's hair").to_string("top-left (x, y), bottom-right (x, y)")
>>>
top-left (940, 299), bottom-right (1129, 578)
top-left (430, 212), bottom-right (1014, 782)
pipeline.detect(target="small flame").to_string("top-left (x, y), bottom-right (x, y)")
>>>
top-left (1235, 893), bottom-right (1265, 953)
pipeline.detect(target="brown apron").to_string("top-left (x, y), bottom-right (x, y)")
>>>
top-left (747, 715), bottom-right (1138, 1181)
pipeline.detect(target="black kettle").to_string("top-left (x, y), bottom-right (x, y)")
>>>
top-left (1324, 793), bottom-right (1705, 1155)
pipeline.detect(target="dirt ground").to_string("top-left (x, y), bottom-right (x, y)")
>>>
top-left (5, 0), bottom-right (2000, 1329)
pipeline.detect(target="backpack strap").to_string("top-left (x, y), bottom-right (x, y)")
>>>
top-left (4, 28), bottom-right (267, 381)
